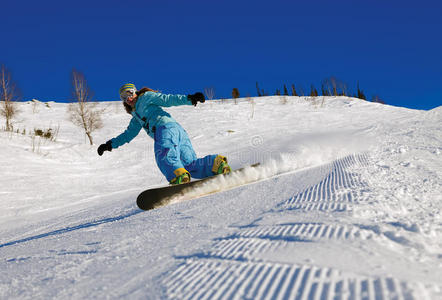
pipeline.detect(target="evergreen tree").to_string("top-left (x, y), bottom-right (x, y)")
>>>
top-left (283, 84), bottom-right (289, 96)
top-left (255, 82), bottom-right (267, 96)
top-left (291, 84), bottom-right (298, 96)
top-left (321, 83), bottom-right (330, 96)
top-left (310, 85), bottom-right (318, 97)
top-left (357, 82), bottom-right (366, 100)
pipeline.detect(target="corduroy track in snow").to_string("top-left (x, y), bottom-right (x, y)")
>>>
top-left (280, 154), bottom-right (369, 211)
top-left (164, 260), bottom-right (425, 300)
top-left (162, 153), bottom-right (431, 300)
top-left (232, 223), bottom-right (381, 242)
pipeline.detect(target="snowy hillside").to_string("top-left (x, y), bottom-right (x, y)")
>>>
top-left (0, 96), bottom-right (441, 299)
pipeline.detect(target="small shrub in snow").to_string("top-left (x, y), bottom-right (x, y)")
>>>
top-left (33, 125), bottom-right (59, 142)
top-left (279, 96), bottom-right (288, 105)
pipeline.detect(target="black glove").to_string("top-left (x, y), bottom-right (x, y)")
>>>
top-left (97, 141), bottom-right (112, 156)
top-left (188, 92), bottom-right (205, 106)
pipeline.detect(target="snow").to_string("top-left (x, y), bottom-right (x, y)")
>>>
top-left (0, 96), bottom-right (441, 299)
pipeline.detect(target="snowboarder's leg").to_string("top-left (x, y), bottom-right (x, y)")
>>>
top-left (177, 127), bottom-right (198, 167)
top-left (156, 123), bottom-right (232, 181)
top-left (185, 155), bottom-right (217, 179)
top-left (172, 124), bottom-right (211, 179)
top-left (185, 155), bottom-right (231, 179)
top-left (154, 125), bottom-right (190, 183)
top-left (174, 126), bottom-right (218, 179)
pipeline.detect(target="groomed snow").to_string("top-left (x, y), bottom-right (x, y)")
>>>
top-left (0, 96), bottom-right (441, 299)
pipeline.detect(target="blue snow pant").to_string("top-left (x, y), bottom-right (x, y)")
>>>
top-left (154, 122), bottom-right (217, 182)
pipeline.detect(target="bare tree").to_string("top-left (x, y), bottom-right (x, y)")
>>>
top-left (322, 77), bottom-right (349, 96)
top-left (204, 87), bottom-right (216, 100)
top-left (329, 77), bottom-right (338, 96)
top-left (0, 65), bottom-right (20, 131)
top-left (372, 95), bottom-right (385, 104)
top-left (68, 68), bottom-right (103, 145)
top-left (256, 82), bottom-right (268, 97)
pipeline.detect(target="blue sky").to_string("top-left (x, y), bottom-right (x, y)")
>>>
top-left (1, 0), bottom-right (441, 110)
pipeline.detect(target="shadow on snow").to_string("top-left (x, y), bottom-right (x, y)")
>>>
top-left (0, 209), bottom-right (143, 249)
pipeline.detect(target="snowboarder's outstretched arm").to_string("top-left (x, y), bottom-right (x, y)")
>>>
top-left (140, 91), bottom-right (205, 107)
top-left (110, 117), bottom-right (142, 149)
top-left (97, 117), bottom-right (142, 156)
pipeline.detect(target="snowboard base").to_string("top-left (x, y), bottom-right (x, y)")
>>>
top-left (136, 163), bottom-right (260, 210)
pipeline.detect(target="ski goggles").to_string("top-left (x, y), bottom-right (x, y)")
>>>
top-left (119, 83), bottom-right (137, 102)
top-left (120, 88), bottom-right (136, 102)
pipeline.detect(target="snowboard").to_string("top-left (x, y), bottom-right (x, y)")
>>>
top-left (136, 163), bottom-right (260, 211)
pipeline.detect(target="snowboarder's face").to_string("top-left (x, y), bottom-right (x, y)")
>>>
top-left (124, 90), bottom-right (137, 106)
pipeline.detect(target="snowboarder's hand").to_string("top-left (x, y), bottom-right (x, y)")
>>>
top-left (188, 92), bottom-right (205, 106)
top-left (97, 141), bottom-right (112, 156)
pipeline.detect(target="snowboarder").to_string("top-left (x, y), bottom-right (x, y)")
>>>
top-left (97, 83), bottom-right (231, 185)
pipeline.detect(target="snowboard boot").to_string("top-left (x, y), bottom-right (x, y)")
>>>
top-left (212, 155), bottom-right (232, 175)
top-left (170, 168), bottom-right (191, 185)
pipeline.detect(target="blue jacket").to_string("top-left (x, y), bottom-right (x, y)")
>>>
top-left (110, 91), bottom-right (191, 148)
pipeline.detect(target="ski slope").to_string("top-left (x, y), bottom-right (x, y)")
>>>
top-left (0, 96), bottom-right (441, 299)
